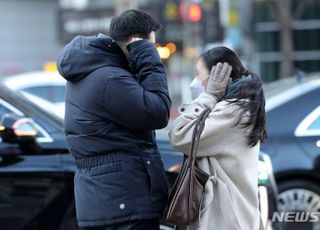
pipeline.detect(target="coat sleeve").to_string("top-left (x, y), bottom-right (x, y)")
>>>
top-left (103, 40), bottom-right (171, 130)
top-left (168, 93), bottom-right (248, 157)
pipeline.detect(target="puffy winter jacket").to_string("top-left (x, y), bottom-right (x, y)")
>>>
top-left (57, 33), bottom-right (171, 227)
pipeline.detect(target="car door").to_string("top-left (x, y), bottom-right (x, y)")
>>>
top-left (0, 98), bottom-right (70, 230)
top-left (295, 105), bottom-right (320, 165)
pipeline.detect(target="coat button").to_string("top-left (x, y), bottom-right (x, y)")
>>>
top-left (146, 160), bottom-right (151, 165)
top-left (120, 203), bottom-right (125, 209)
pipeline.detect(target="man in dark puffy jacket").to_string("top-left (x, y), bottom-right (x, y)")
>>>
top-left (57, 9), bottom-right (171, 230)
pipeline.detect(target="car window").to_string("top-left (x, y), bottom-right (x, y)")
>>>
top-left (295, 106), bottom-right (320, 137)
top-left (22, 86), bottom-right (65, 103)
top-left (0, 103), bottom-right (13, 118)
top-left (0, 98), bottom-right (24, 117)
top-left (309, 115), bottom-right (320, 131)
top-left (51, 86), bottom-right (65, 103)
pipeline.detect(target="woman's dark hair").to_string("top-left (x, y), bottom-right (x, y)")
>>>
top-left (109, 9), bottom-right (162, 42)
top-left (200, 46), bottom-right (267, 147)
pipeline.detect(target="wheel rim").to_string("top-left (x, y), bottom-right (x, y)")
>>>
top-left (277, 189), bottom-right (320, 230)
top-left (278, 188), bottom-right (320, 212)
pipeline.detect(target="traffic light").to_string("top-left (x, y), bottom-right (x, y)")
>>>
top-left (188, 3), bottom-right (202, 23)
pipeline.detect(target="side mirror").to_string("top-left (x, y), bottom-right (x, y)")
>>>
top-left (0, 114), bottom-right (38, 143)
top-left (0, 114), bottom-right (42, 154)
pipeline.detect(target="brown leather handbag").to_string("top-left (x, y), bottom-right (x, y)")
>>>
top-left (165, 108), bottom-right (211, 226)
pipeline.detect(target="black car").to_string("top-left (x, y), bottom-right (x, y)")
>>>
top-left (0, 85), bottom-right (73, 230)
top-left (0, 83), bottom-right (276, 230)
top-left (263, 77), bottom-right (320, 229)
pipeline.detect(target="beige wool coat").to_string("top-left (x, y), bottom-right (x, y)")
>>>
top-left (169, 92), bottom-right (263, 230)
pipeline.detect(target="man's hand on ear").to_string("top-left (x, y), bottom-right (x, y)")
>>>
top-left (128, 37), bottom-right (143, 44)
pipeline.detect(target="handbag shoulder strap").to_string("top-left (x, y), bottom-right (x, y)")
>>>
top-left (188, 108), bottom-right (211, 167)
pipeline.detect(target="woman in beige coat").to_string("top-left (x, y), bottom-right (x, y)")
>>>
top-left (169, 47), bottom-right (267, 230)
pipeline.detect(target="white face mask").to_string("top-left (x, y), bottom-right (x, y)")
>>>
top-left (190, 75), bottom-right (209, 99)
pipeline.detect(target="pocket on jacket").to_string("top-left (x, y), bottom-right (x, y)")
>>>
top-left (141, 154), bottom-right (168, 203)
top-left (88, 162), bottom-right (123, 177)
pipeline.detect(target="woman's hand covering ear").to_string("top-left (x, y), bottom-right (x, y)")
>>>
top-left (205, 62), bottom-right (232, 99)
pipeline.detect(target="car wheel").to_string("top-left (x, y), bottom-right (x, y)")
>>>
top-left (277, 180), bottom-right (320, 230)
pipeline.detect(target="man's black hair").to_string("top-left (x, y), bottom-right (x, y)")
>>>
top-left (109, 9), bottom-right (162, 42)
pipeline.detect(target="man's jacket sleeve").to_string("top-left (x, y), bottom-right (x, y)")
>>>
top-left (103, 40), bottom-right (171, 130)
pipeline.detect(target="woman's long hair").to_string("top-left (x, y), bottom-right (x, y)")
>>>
top-left (200, 46), bottom-right (267, 147)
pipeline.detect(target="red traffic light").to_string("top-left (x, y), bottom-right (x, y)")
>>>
top-left (188, 3), bottom-right (202, 22)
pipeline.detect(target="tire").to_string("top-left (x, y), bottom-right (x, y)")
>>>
top-left (276, 180), bottom-right (320, 230)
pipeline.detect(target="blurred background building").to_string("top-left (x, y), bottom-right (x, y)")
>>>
top-left (255, 0), bottom-right (320, 82)
top-left (0, 0), bottom-right (320, 106)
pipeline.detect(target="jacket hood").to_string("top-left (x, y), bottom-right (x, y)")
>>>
top-left (57, 34), bottom-right (130, 82)
top-left (225, 74), bottom-right (254, 98)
